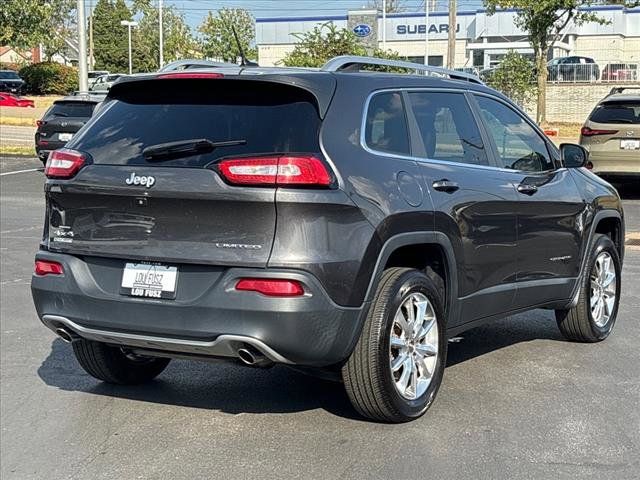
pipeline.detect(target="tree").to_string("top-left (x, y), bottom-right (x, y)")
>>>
top-left (282, 23), bottom-right (404, 69)
top-left (483, 1), bottom-right (638, 124)
top-left (486, 51), bottom-right (537, 107)
top-left (0, 0), bottom-right (75, 58)
top-left (198, 8), bottom-right (256, 63)
top-left (132, 0), bottom-right (198, 71)
top-left (92, 0), bottom-right (132, 72)
top-left (367, 0), bottom-right (406, 12)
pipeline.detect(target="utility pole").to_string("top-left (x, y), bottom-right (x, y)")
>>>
top-left (447, 0), bottom-right (457, 69)
top-left (159, 0), bottom-right (164, 68)
top-left (77, 0), bottom-right (88, 91)
top-left (121, 20), bottom-right (139, 75)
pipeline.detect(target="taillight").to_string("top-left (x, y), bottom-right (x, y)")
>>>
top-left (157, 72), bottom-right (224, 79)
top-left (581, 126), bottom-right (618, 137)
top-left (236, 278), bottom-right (304, 297)
top-left (36, 119), bottom-right (45, 127)
top-left (218, 156), bottom-right (332, 187)
top-left (45, 148), bottom-right (86, 179)
top-left (35, 260), bottom-right (64, 276)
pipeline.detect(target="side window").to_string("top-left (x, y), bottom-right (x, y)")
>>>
top-left (475, 96), bottom-right (554, 172)
top-left (364, 92), bottom-right (410, 156)
top-left (408, 91), bottom-right (489, 166)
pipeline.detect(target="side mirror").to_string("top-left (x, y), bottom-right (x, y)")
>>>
top-left (560, 143), bottom-right (588, 168)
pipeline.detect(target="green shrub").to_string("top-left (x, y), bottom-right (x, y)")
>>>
top-left (18, 62), bottom-right (78, 95)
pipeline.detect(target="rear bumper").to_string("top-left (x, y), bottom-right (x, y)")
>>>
top-left (31, 251), bottom-right (365, 366)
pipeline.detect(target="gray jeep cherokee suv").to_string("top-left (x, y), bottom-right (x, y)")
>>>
top-left (32, 57), bottom-right (624, 423)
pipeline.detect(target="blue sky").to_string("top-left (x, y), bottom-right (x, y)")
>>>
top-left (162, 1), bottom-right (483, 28)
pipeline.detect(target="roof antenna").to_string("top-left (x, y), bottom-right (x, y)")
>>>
top-left (231, 25), bottom-right (258, 67)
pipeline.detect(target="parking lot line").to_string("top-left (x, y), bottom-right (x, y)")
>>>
top-left (0, 168), bottom-right (41, 176)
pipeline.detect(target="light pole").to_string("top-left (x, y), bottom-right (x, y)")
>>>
top-left (424, 0), bottom-right (430, 66)
top-left (120, 20), bottom-right (139, 74)
top-left (77, 0), bottom-right (88, 91)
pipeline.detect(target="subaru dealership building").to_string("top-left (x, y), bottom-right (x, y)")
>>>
top-left (256, 5), bottom-right (640, 69)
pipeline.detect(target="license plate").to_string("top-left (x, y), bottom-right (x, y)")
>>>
top-left (120, 263), bottom-right (178, 299)
top-left (58, 133), bottom-right (73, 141)
top-left (620, 139), bottom-right (640, 150)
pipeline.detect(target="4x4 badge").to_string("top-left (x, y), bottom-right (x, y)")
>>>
top-left (125, 172), bottom-right (156, 188)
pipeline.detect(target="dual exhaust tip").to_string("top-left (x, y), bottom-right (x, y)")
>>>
top-left (56, 327), bottom-right (273, 368)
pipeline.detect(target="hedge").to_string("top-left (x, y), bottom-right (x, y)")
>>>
top-left (18, 62), bottom-right (78, 95)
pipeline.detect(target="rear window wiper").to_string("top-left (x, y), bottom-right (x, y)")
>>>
top-left (142, 138), bottom-right (247, 161)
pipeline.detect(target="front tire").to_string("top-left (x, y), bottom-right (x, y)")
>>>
top-left (556, 234), bottom-right (621, 342)
top-left (342, 268), bottom-right (447, 423)
top-left (73, 339), bottom-right (170, 384)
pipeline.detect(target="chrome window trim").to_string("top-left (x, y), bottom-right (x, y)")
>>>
top-left (360, 87), bottom-right (559, 175)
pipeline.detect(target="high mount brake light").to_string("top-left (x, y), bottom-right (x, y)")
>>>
top-left (235, 278), bottom-right (304, 297)
top-left (45, 149), bottom-right (86, 179)
top-left (34, 260), bottom-right (64, 276)
top-left (218, 156), bottom-right (332, 187)
top-left (581, 126), bottom-right (618, 137)
top-left (157, 72), bottom-right (224, 79)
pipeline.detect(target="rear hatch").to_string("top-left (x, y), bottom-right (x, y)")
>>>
top-left (37, 101), bottom-right (97, 146)
top-left (44, 75), bottom-right (331, 267)
top-left (581, 98), bottom-right (640, 160)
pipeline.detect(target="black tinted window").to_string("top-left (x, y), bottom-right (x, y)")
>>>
top-left (365, 92), bottom-right (410, 155)
top-left (590, 102), bottom-right (640, 124)
top-left (408, 91), bottom-right (488, 166)
top-left (0, 71), bottom-right (20, 79)
top-left (475, 96), bottom-right (554, 172)
top-left (46, 102), bottom-right (96, 119)
top-left (69, 81), bottom-right (321, 166)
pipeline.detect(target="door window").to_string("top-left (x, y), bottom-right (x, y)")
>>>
top-left (408, 91), bottom-right (489, 166)
top-left (475, 96), bottom-right (554, 172)
top-left (364, 92), bottom-right (410, 156)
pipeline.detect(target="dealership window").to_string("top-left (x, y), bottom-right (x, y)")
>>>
top-left (408, 92), bottom-right (488, 166)
top-left (364, 92), bottom-right (410, 155)
top-left (407, 56), bottom-right (444, 67)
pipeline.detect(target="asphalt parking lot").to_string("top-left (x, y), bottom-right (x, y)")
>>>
top-left (1, 157), bottom-right (639, 480)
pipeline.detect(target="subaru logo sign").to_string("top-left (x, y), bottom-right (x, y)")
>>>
top-left (353, 24), bottom-right (372, 37)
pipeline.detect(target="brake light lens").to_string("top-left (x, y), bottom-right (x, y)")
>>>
top-left (35, 260), bottom-right (64, 276)
top-left (581, 126), bottom-right (618, 137)
top-left (236, 278), bottom-right (304, 297)
top-left (45, 148), bottom-right (86, 179)
top-left (218, 156), bottom-right (332, 186)
top-left (36, 119), bottom-right (45, 127)
top-left (157, 72), bottom-right (224, 79)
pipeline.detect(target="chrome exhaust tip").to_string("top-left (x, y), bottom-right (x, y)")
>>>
top-left (237, 346), bottom-right (272, 368)
top-left (55, 327), bottom-right (76, 343)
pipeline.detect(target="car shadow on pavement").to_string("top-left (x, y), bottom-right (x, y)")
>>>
top-left (37, 312), bottom-right (564, 419)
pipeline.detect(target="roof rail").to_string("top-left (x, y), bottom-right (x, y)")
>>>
top-left (321, 55), bottom-right (484, 84)
top-left (608, 86), bottom-right (640, 96)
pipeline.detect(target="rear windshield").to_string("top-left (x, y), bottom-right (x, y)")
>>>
top-left (70, 81), bottom-right (322, 167)
top-left (0, 71), bottom-right (20, 79)
top-left (46, 102), bottom-right (96, 119)
top-left (590, 101), bottom-right (640, 124)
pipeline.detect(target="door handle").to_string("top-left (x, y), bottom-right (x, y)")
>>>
top-left (517, 183), bottom-right (539, 195)
top-left (432, 179), bottom-right (459, 193)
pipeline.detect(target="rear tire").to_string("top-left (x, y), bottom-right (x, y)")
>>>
top-left (73, 339), bottom-right (170, 384)
top-left (342, 268), bottom-right (447, 423)
top-left (555, 234), bottom-right (621, 342)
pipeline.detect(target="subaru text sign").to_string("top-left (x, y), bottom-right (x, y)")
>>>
top-left (353, 24), bottom-right (372, 37)
top-left (385, 14), bottom-right (474, 41)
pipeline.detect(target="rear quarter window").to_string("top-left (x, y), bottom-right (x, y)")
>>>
top-left (364, 92), bottom-right (410, 156)
top-left (590, 102), bottom-right (640, 124)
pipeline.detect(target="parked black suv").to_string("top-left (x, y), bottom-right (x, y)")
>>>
top-left (0, 69), bottom-right (25, 93)
top-left (35, 94), bottom-right (103, 164)
top-left (31, 57), bottom-right (624, 423)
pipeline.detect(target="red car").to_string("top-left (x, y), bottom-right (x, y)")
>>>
top-left (0, 92), bottom-right (35, 107)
